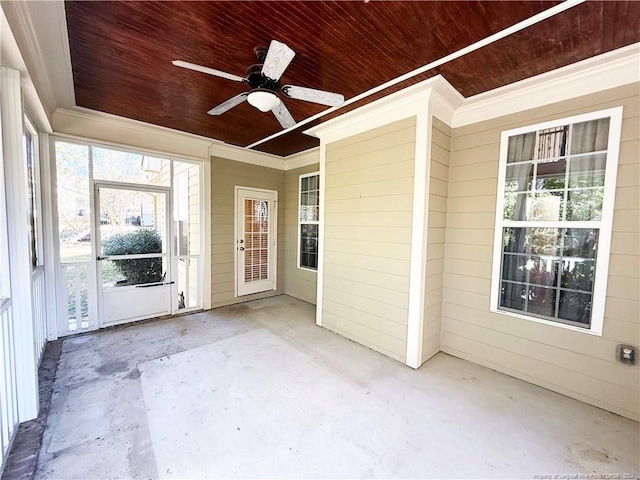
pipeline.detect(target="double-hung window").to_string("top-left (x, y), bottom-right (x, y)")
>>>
top-left (298, 172), bottom-right (319, 270)
top-left (491, 107), bottom-right (623, 334)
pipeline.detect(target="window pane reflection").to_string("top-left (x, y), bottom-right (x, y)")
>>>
top-left (500, 228), bottom-right (598, 327)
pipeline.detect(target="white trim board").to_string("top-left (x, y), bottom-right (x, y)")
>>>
top-left (453, 43), bottom-right (640, 128)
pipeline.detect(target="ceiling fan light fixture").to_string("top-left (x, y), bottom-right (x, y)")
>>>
top-left (247, 90), bottom-right (279, 112)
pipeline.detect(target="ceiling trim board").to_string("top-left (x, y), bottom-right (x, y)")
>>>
top-left (453, 42), bottom-right (640, 128)
top-left (44, 0), bottom-right (75, 108)
top-left (247, 0), bottom-right (586, 150)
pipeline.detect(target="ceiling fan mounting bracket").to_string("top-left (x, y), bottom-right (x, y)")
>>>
top-left (253, 46), bottom-right (268, 63)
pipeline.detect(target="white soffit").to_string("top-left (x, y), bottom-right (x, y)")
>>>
top-left (453, 42), bottom-right (640, 128)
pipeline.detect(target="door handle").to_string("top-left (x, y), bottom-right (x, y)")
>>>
top-left (136, 281), bottom-right (175, 288)
top-left (97, 256), bottom-right (106, 261)
top-left (239, 247), bottom-right (245, 251)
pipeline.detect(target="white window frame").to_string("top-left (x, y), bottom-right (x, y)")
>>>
top-left (23, 116), bottom-right (43, 271)
top-left (297, 171), bottom-right (320, 271)
top-left (490, 106), bottom-right (623, 336)
top-left (50, 135), bottom-right (208, 335)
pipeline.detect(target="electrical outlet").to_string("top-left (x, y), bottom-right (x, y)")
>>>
top-left (616, 344), bottom-right (637, 365)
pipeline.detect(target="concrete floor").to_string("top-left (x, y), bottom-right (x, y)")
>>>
top-left (37, 295), bottom-right (639, 479)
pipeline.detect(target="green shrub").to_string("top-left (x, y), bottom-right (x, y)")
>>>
top-left (102, 229), bottom-right (163, 286)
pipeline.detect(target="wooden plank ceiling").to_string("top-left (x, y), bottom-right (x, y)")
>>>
top-left (65, 1), bottom-right (640, 157)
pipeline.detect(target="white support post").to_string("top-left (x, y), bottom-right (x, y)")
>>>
top-left (1, 66), bottom-right (39, 421)
top-left (315, 141), bottom-right (326, 327)
top-left (405, 103), bottom-right (432, 369)
top-left (39, 133), bottom-right (60, 341)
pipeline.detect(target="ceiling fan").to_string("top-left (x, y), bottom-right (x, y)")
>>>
top-left (172, 40), bottom-right (345, 129)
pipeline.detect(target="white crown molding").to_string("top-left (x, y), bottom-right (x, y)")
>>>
top-left (52, 107), bottom-right (287, 168)
top-left (2, 1), bottom-right (75, 110)
top-left (54, 107), bottom-right (216, 161)
top-left (210, 143), bottom-right (285, 170)
top-left (453, 43), bottom-right (640, 128)
top-left (1, 2), bottom-right (56, 112)
top-left (0, 7), bottom-right (52, 133)
top-left (306, 75), bottom-right (461, 143)
top-left (283, 147), bottom-right (320, 170)
top-left (429, 76), bottom-right (464, 125)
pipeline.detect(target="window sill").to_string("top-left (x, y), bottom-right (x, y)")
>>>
top-left (489, 307), bottom-right (603, 336)
top-left (297, 266), bottom-right (318, 273)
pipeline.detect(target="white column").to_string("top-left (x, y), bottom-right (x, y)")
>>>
top-left (1, 66), bottom-right (39, 421)
top-left (315, 141), bottom-right (326, 327)
top-left (405, 101), bottom-right (431, 369)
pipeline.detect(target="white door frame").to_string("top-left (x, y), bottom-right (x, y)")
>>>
top-left (234, 186), bottom-right (278, 297)
top-left (94, 180), bottom-right (172, 327)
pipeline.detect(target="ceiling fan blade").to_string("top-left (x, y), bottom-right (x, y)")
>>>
top-left (281, 85), bottom-right (344, 107)
top-left (261, 40), bottom-right (295, 82)
top-left (271, 99), bottom-right (296, 129)
top-left (207, 93), bottom-right (248, 115)
top-left (172, 60), bottom-right (246, 83)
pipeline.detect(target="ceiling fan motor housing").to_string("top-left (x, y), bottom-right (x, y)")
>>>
top-left (246, 64), bottom-right (281, 91)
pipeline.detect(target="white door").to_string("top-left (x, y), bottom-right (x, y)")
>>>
top-left (236, 187), bottom-right (278, 296)
top-left (95, 182), bottom-right (172, 326)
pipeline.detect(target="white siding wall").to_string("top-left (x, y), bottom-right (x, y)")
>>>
top-left (443, 83), bottom-right (640, 420)
top-left (422, 117), bottom-right (451, 362)
top-left (284, 164), bottom-right (319, 305)
top-left (210, 157), bottom-right (285, 308)
top-left (322, 117), bottom-right (416, 362)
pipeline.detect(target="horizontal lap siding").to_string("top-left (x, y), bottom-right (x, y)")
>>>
top-left (322, 117), bottom-right (416, 362)
top-left (444, 84), bottom-right (640, 420)
top-left (210, 158), bottom-right (285, 307)
top-left (422, 117), bottom-right (451, 363)
top-left (284, 164), bottom-right (319, 305)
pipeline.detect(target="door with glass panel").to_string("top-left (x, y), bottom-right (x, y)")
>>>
top-left (95, 182), bottom-right (171, 326)
top-left (236, 187), bottom-right (278, 296)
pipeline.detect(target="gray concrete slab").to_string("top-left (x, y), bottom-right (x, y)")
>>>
top-left (37, 295), bottom-right (639, 479)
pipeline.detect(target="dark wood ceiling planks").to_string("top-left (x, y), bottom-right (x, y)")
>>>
top-left (64, 1), bottom-right (640, 157)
